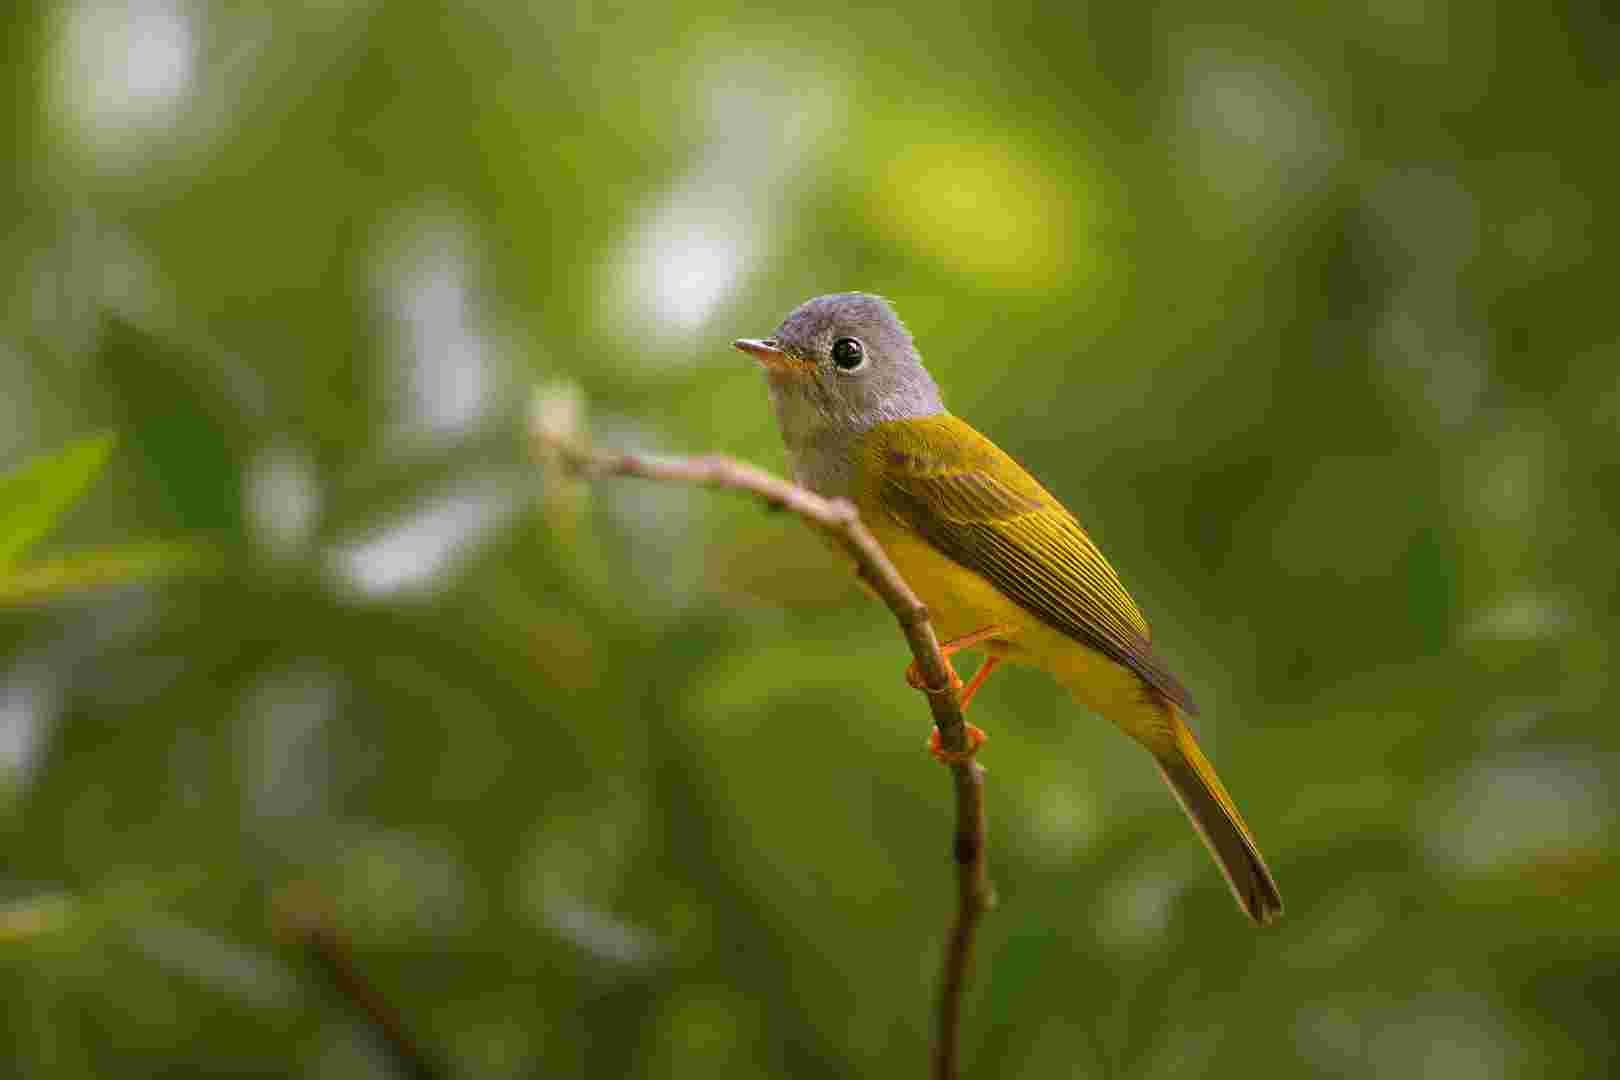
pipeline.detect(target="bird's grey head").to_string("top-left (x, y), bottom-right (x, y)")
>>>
top-left (733, 294), bottom-right (945, 485)
top-left (733, 293), bottom-right (946, 494)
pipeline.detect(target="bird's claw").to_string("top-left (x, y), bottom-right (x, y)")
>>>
top-left (905, 660), bottom-right (962, 695)
top-left (929, 722), bottom-right (988, 764)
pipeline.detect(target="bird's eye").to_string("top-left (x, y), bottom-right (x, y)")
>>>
top-left (831, 337), bottom-right (865, 371)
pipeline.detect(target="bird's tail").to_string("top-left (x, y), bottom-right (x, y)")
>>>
top-left (1150, 710), bottom-right (1283, 926)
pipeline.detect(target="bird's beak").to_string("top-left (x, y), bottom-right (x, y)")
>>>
top-left (733, 337), bottom-right (812, 373)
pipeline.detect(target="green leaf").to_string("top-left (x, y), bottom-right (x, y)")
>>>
top-left (0, 433), bottom-right (118, 566)
top-left (0, 542), bottom-right (214, 606)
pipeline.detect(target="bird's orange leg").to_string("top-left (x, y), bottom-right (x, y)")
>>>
top-left (957, 655), bottom-right (1001, 711)
top-left (905, 626), bottom-right (1006, 764)
top-left (903, 625), bottom-right (1007, 694)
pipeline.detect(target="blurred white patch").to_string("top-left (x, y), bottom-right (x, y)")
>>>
top-left (1177, 45), bottom-right (1339, 213)
top-left (543, 893), bottom-right (658, 968)
top-left (624, 195), bottom-right (757, 336)
top-left (528, 381), bottom-right (586, 448)
top-left (515, 788), bottom-right (658, 968)
top-left (377, 214), bottom-right (502, 442)
top-left (1464, 590), bottom-right (1571, 642)
top-left (330, 474), bottom-right (518, 596)
top-left (53, 0), bottom-right (196, 161)
top-left (237, 665), bottom-right (336, 825)
top-left (0, 661), bottom-right (61, 793)
top-left (1423, 751), bottom-right (1612, 872)
top-left (130, 915), bottom-right (296, 1006)
top-left (398, 255), bottom-right (491, 433)
top-left (246, 445), bottom-right (320, 558)
top-left (605, 53), bottom-right (843, 354)
top-left (1095, 857), bottom-right (1187, 947)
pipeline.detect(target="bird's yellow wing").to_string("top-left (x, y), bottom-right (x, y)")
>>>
top-left (859, 414), bottom-right (1196, 714)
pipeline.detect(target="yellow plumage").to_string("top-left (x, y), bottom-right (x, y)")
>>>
top-left (738, 292), bottom-right (1282, 926)
top-left (853, 415), bottom-right (1283, 925)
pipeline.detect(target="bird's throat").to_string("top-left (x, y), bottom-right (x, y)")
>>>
top-left (765, 380), bottom-right (859, 498)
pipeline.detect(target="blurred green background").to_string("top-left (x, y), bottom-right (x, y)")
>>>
top-left (4, 1), bottom-right (1617, 1076)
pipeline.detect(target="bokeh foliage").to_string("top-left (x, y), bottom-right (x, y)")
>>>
top-left (4, 1), bottom-right (1618, 1076)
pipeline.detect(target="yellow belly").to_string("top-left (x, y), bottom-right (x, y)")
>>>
top-left (865, 515), bottom-right (1152, 720)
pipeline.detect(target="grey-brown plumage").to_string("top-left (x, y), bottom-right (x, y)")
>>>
top-left (751, 293), bottom-right (945, 497)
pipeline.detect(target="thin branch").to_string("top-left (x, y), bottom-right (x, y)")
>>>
top-left (531, 419), bottom-right (995, 1080)
top-left (274, 884), bottom-right (446, 1080)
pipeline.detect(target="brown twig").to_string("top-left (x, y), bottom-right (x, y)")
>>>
top-left (274, 884), bottom-right (445, 1080)
top-left (531, 419), bottom-right (995, 1079)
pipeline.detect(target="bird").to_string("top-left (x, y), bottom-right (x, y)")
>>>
top-left (735, 292), bottom-right (1282, 926)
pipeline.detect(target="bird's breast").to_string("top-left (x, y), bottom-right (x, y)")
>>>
top-left (859, 508), bottom-right (1030, 649)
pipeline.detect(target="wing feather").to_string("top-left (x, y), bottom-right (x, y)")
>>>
top-left (866, 417), bottom-right (1197, 713)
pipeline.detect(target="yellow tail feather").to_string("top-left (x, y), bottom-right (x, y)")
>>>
top-left (1152, 712), bottom-right (1283, 926)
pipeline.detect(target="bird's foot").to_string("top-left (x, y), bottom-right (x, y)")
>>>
top-left (905, 659), bottom-right (963, 695)
top-left (929, 722), bottom-right (988, 764)
top-left (903, 624), bottom-right (1008, 701)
